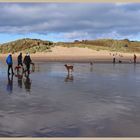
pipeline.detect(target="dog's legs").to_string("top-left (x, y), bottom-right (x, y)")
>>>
top-left (72, 68), bottom-right (73, 72)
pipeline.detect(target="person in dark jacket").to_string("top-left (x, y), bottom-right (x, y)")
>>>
top-left (17, 52), bottom-right (23, 66)
top-left (6, 54), bottom-right (14, 75)
top-left (113, 56), bottom-right (116, 64)
top-left (17, 52), bottom-right (24, 73)
top-left (23, 53), bottom-right (32, 76)
top-left (134, 54), bottom-right (137, 64)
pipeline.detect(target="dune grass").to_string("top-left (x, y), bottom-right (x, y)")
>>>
top-left (57, 39), bottom-right (140, 53)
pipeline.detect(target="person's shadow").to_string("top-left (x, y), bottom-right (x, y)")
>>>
top-left (6, 74), bottom-right (13, 94)
top-left (64, 74), bottom-right (74, 82)
top-left (23, 76), bottom-right (32, 93)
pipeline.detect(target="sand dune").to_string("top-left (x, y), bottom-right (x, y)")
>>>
top-left (0, 46), bottom-right (139, 62)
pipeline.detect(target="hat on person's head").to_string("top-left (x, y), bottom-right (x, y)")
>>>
top-left (26, 52), bottom-right (30, 56)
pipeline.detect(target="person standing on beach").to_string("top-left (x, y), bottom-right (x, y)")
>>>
top-left (23, 53), bottom-right (32, 76)
top-left (17, 52), bottom-right (23, 67)
top-left (134, 54), bottom-right (137, 64)
top-left (113, 55), bottom-right (116, 64)
top-left (17, 52), bottom-right (24, 73)
top-left (6, 54), bottom-right (14, 75)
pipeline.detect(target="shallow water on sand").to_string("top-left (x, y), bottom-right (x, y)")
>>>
top-left (0, 62), bottom-right (140, 137)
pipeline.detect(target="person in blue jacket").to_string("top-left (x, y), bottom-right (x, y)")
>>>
top-left (6, 54), bottom-right (14, 75)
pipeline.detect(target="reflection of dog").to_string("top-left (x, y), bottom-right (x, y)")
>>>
top-left (64, 64), bottom-right (73, 73)
top-left (65, 74), bottom-right (74, 82)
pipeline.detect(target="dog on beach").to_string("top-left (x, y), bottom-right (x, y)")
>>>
top-left (15, 66), bottom-right (22, 74)
top-left (119, 60), bottom-right (122, 63)
top-left (64, 64), bottom-right (74, 73)
top-left (90, 62), bottom-right (93, 65)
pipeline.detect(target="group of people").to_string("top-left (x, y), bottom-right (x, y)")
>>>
top-left (6, 52), bottom-right (33, 77)
top-left (113, 54), bottom-right (137, 64)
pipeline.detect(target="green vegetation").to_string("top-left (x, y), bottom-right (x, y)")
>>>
top-left (57, 39), bottom-right (140, 53)
top-left (1, 38), bottom-right (140, 54)
top-left (0, 38), bottom-right (54, 54)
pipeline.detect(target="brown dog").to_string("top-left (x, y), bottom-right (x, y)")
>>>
top-left (15, 66), bottom-right (21, 73)
top-left (64, 64), bottom-right (74, 73)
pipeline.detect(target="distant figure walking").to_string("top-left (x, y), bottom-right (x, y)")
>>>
top-left (134, 54), bottom-right (137, 64)
top-left (113, 56), bottom-right (116, 64)
top-left (23, 53), bottom-right (32, 76)
top-left (6, 54), bottom-right (14, 75)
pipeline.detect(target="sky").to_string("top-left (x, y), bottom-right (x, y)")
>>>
top-left (0, 3), bottom-right (140, 43)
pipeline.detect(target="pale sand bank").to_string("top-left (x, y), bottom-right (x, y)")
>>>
top-left (0, 46), bottom-right (139, 63)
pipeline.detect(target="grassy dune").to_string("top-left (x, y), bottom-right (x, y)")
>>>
top-left (0, 38), bottom-right (140, 54)
top-left (0, 38), bottom-right (54, 54)
top-left (57, 39), bottom-right (140, 53)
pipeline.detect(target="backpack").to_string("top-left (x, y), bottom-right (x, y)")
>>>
top-left (6, 55), bottom-right (12, 65)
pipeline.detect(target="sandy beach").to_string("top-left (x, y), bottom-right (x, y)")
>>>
top-left (0, 46), bottom-right (139, 63)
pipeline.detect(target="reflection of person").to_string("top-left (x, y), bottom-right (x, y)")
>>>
top-left (23, 53), bottom-right (32, 76)
top-left (7, 74), bottom-right (13, 94)
top-left (6, 54), bottom-right (14, 75)
top-left (24, 77), bottom-right (32, 92)
top-left (17, 74), bottom-right (23, 88)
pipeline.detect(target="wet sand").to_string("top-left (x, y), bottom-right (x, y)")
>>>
top-left (0, 62), bottom-right (140, 136)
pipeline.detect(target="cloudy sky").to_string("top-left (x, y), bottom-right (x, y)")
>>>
top-left (0, 3), bottom-right (140, 43)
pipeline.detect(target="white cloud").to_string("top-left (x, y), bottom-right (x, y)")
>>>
top-left (0, 3), bottom-right (140, 41)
